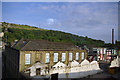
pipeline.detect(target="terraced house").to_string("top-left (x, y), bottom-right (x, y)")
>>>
top-left (4, 39), bottom-right (87, 77)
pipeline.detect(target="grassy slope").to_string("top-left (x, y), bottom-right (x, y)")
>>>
top-left (2, 22), bottom-right (105, 47)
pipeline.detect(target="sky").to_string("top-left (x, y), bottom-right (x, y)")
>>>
top-left (1, 0), bottom-right (120, 2)
top-left (2, 2), bottom-right (118, 43)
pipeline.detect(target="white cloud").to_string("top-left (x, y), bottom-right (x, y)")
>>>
top-left (47, 18), bottom-right (55, 25)
top-left (4, 2), bottom-right (118, 43)
top-left (39, 3), bottom-right (118, 43)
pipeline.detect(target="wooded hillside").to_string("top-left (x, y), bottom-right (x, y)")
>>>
top-left (2, 22), bottom-right (105, 47)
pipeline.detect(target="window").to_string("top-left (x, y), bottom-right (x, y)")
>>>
top-left (81, 52), bottom-right (85, 60)
top-left (62, 53), bottom-right (66, 62)
top-left (36, 53), bottom-right (40, 60)
top-left (54, 53), bottom-right (58, 62)
top-left (76, 52), bottom-right (79, 60)
top-left (104, 49), bottom-right (106, 54)
top-left (25, 54), bottom-right (31, 64)
top-left (114, 50), bottom-right (116, 54)
top-left (46, 53), bottom-right (50, 63)
top-left (101, 54), bottom-right (103, 60)
top-left (101, 49), bottom-right (102, 54)
top-left (69, 53), bottom-right (72, 61)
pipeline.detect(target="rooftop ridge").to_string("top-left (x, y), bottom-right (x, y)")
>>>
top-left (13, 39), bottom-right (80, 51)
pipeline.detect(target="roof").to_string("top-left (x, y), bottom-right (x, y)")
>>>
top-left (12, 39), bottom-right (29, 50)
top-left (27, 62), bottom-right (48, 69)
top-left (81, 59), bottom-right (90, 66)
top-left (70, 60), bottom-right (79, 67)
top-left (53, 61), bottom-right (66, 68)
top-left (86, 44), bottom-right (97, 48)
top-left (12, 39), bottom-right (80, 51)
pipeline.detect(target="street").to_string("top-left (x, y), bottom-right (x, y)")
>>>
top-left (84, 61), bottom-right (120, 80)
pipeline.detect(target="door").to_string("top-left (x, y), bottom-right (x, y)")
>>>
top-left (36, 68), bottom-right (41, 75)
top-left (51, 73), bottom-right (58, 80)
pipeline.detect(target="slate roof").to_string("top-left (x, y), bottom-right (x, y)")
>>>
top-left (12, 39), bottom-right (80, 51)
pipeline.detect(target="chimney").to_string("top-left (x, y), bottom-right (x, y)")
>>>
top-left (112, 29), bottom-right (114, 44)
top-left (118, 23), bottom-right (120, 41)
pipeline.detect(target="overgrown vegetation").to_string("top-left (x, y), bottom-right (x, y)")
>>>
top-left (2, 22), bottom-right (105, 47)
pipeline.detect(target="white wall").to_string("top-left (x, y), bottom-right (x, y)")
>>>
top-left (50, 59), bottom-right (100, 75)
top-left (26, 60), bottom-right (101, 77)
top-left (110, 57), bottom-right (119, 68)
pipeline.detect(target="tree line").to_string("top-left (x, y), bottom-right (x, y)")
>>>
top-left (2, 22), bottom-right (105, 47)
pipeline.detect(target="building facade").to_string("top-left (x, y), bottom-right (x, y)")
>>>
top-left (3, 39), bottom-right (87, 78)
top-left (97, 48), bottom-right (117, 62)
top-left (86, 44), bottom-right (117, 62)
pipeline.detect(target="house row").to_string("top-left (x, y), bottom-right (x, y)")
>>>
top-left (97, 48), bottom-right (117, 61)
top-left (86, 44), bottom-right (117, 62)
top-left (3, 39), bottom-right (87, 78)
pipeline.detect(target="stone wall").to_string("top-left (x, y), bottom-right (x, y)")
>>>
top-left (19, 50), bottom-right (87, 72)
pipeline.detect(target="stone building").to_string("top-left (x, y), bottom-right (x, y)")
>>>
top-left (3, 39), bottom-right (87, 78)
top-left (97, 47), bottom-right (117, 62)
top-left (86, 44), bottom-right (117, 62)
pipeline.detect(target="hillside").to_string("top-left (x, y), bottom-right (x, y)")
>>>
top-left (2, 22), bottom-right (105, 47)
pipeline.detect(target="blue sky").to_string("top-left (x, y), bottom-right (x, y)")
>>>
top-left (2, 2), bottom-right (118, 43)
